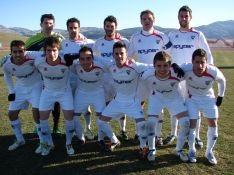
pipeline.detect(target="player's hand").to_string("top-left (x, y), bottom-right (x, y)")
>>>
top-left (8, 93), bottom-right (15, 101)
top-left (64, 54), bottom-right (79, 66)
top-left (171, 63), bottom-right (184, 78)
top-left (216, 96), bottom-right (223, 107)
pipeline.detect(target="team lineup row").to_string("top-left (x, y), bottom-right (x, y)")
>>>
top-left (0, 5), bottom-right (226, 165)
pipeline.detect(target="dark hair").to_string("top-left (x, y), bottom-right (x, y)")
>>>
top-left (178, 5), bottom-right (192, 16)
top-left (140, 10), bottom-right (155, 20)
top-left (43, 36), bottom-right (60, 51)
top-left (192, 49), bottom-right (207, 61)
top-left (40, 14), bottom-right (55, 24)
top-left (79, 46), bottom-right (94, 58)
top-left (113, 41), bottom-right (127, 53)
top-left (153, 51), bottom-right (171, 65)
top-left (104, 15), bottom-right (117, 27)
top-left (66, 17), bottom-right (80, 28)
top-left (10, 40), bottom-right (25, 52)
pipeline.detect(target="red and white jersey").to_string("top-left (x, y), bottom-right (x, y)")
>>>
top-left (61, 38), bottom-right (95, 54)
top-left (168, 28), bottom-right (213, 65)
top-left (128, 29), bottom-right (171, 64)
top-left (108, 60), bottom-right (149, 102)
top-left (142, 68), bottom-right (183, 98)
top-left (93, 34), bottom-right (129, 61)
top-left (182, 63), bottom-right (226, 98)
top-left (33, 55), bottom-right (70, 91)
top-left (71, 58), bottom-right (110, 92)
top-left (2, 55), bottom-right (42, 94)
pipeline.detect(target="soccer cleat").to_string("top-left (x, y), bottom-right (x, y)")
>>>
top-left (139, 147), bottom-right (149, 159)
top-left (41, 144), bottom-right (54, 156)
top-left (206, 151), bottom-right (217, 165)
top-left (35, 143), bottom-right (43, 154)
top-left (147, 149), bottom-right (156, 162)
top-left (8, 139), bottom-right (25, 151)
top-left (163, 134), bottom-right (176, 145)
top-left (188, 150), bottom-right (197, 163)
top-left (85, 129), bottom-right (94, 140)
top-left (53, 128), bottom-right (62, 138)
top-left (195, 138), bottom-right (204, 149)
top-left (121, 131), bottom-right (129, 141)
top-left (98, 140), bottom-right (106, 152)
top-left (156, 137), bottom-right (163, 146)
top-left (66, 144), bottom-right (75, 155)
top-left (109, 140), bottom-right (121, 152)
top-left (177, 150), bottom-right (188, 162)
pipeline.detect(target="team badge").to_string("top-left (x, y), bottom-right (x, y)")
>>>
top-left (156, 40), bottom-right (160, 44)
top-left (191, 36), bottom-right (195, 39)
top-left (95, 71), bottom-right (100, 76)
top-left (44, 67), bottom-right (47, 71)
top-left (65, 43), bottom-right (68, 47)
top-left (205, 81), bottom-right (211, 85)
top-left (126, 70), bottom-right (131, 75)
top-left (175, 34), bottom-right (179, 38)
top-left (170, 82), bottom-right (176, 87)
top-left (138, 39), bottom-right (141, 43)
top-left (61, 68), bottom-right (66, 73)
top-left (101, 43), bottom-right (104, 46)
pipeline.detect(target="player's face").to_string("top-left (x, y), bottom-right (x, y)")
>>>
top-left (41, 18), bottom-right (54, 34)
top-left (67, 22), bottom-right (80, 40)
top-left (192, 56), bottom-right (207, 76)
top-left (178, 11), bottom-right (192, 29)
top-left (113, 47), bottom-right (127, 68)
top-left (79, 50), bottom-right (93, 71)
top-left (141, 13), bottom-right (155, 31)
top-left (45, 46), bottom-right (59, 61)
top-left (11, 46), bottom-right (25, 65)
top-left (154, 60), bottom-right (170, 78)
top-left (104, 21), bottom-right (116, 37)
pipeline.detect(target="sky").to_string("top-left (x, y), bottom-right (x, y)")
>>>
top-left (0, 0), bottom-right (234, 30)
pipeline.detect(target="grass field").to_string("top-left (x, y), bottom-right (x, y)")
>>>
top-left (0, 50), bottom-right (234, 175)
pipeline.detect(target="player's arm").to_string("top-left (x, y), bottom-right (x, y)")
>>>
top-left (215, 68), bottom-right (226, 106)
top-left (128, 36), bottom-right (137, 60)
top-left (3, 64), bottom-right (15, 101)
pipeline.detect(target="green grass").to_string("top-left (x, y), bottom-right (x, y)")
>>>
top-left (0, 50), bottom-right (234, 175)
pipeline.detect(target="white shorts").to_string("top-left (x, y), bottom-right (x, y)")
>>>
top-left (102, 99), bottom-right (144, 120)
top-left (148, 93), bottom-right (187, 116)
top-left (136, 79), bottom-right (150, 102)
top-left (39, 88), bottom-right (74, 111)
top-left (186, 97), bottom-right (218, 119)
top-left (74, 89), bottom-right (105, 114)
top-left (9, 82), bottom-right (42, 110)
top-left (103, 74), bottom-right (115, 102)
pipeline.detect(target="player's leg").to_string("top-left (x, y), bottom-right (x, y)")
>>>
top-left (164, 116), bottom-right (177, 145)
top-left (195, 113), bottom-right (203, 149)
top-left (84, 107), bottom-right (94, 140)
top-left (155, 111), bottom-right (163, 146)
top-left (119, 114), bottom-right (128, 141)
top-left (147, 115), bottom-right (157, 161)
top-left (52, 102), bottom-right (61, 137)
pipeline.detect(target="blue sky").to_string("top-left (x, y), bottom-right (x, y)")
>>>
top-left (1, 0), bottom-right (234, 30)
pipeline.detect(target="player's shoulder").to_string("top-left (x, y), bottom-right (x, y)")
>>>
top-left (1, 55), bottom-right (11, 68)
top-left (52, 32), bottom-right (65, 40)
top-left (141, 67), bottom-right (155, 79)
top-left (131, 30), bottom-right (142, 38)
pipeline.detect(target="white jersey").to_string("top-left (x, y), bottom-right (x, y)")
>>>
top-left (182, 63), bottom-right (226, 98)
top-left (33, 54), bottom-right (70, 91)
top-left (2, 55), bottom-right (42, 94)
top-left (71, 58), bottom-right (110, 93)
top-left (108, 60), bottom-right (149, 102)
top-left (93, 35), bottom-right (129, 61)
top-left (128, 29), bottom-right (171, 64)
top-left (169, 28), bottom-right (213, 65)
top-left (142, 68), bottom-right (183, 99)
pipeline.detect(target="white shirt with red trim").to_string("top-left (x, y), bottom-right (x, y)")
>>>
top-left (141, 68), bottom-right (183, 98)
top-left (2, 55), bottom-right (42, 94)
top-left (93, 33), bottom-right (129, 61)
top-left (182, 63), bottom-right (226, 98)
top-left (168, 28), bottom-right (213, 65)
top-left (128, 29), bottom-right (171, 64)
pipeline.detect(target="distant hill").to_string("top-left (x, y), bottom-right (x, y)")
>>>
top-left (0, 20), bottom-right (234, 40)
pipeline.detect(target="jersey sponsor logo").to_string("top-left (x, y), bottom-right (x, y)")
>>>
top-left (138, 49), bottom-right (158, 55)
top-left (156, 89), bottom-right (172, 94)
top-left (188, 84), bottom-right (206, 90)
top-left (79, 77), bottom-right (99, 83)
top-left (16, 69), bottom-right (35, 79)
top-left (101, 52), bottom-right (112, 57)
top-left (113, 78), bottom-right (133, 84)
top-left (173, 45), bottom-right (194, 49)
top-left (44, 75), bottom-right (64, 80)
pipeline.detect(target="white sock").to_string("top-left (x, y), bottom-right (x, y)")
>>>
top-left (147, 117), bottom-right (156, 150)
top-left (36, 123), bottom-right (43, 143)
top-left (65, 119), bottom-right (75, 145)
top-left (176, 117), bottom-right (189, 151)
top-left (136, 121), bottom-right (147, 149)
top-left (170, 116), bottom-right (178, 137)
top-left (119, 115), bottom-right (126, 132)
top-left (196, 117), bottom-right (201, 140)
top-left (188, 128), bottom-right (196, 152)
top-left (99, 120), bottom-right (118, 143)
top-left (155, 113), bottom-right (163, 137)
top-left (206, 126), bottom-right (218, 154)
top-left (74, 115), bottom-right (85, 141)
top-left (84, 112), bottom-right (91, 131)
top-left (40, 120), bottom-right (53, 146)
top-left (97, 117), bottom-right (105, 141)
top-left (11, 119), bottom-right (24, 142)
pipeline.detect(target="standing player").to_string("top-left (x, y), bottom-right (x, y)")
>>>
top-left (182, 49), bottom-right (225, 165)
top-left (32, 37), bottom-right (75, 156)
top-left (61, 17), bottom-right (95, 141)
top-left (99, 42), bottom-right (150, 157)
top-left (128, 10), bottom-right (172, 145)
top-left (2, 40), bottom-right (43, 153)
top-left (25, 14), bottom-right (64, 137)
top-left (93, 15), bottom-right (129, 141)
top-left (142, 51), bottom-right (189, 162)
top-left (167, 6), bottom-right (214, 147)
